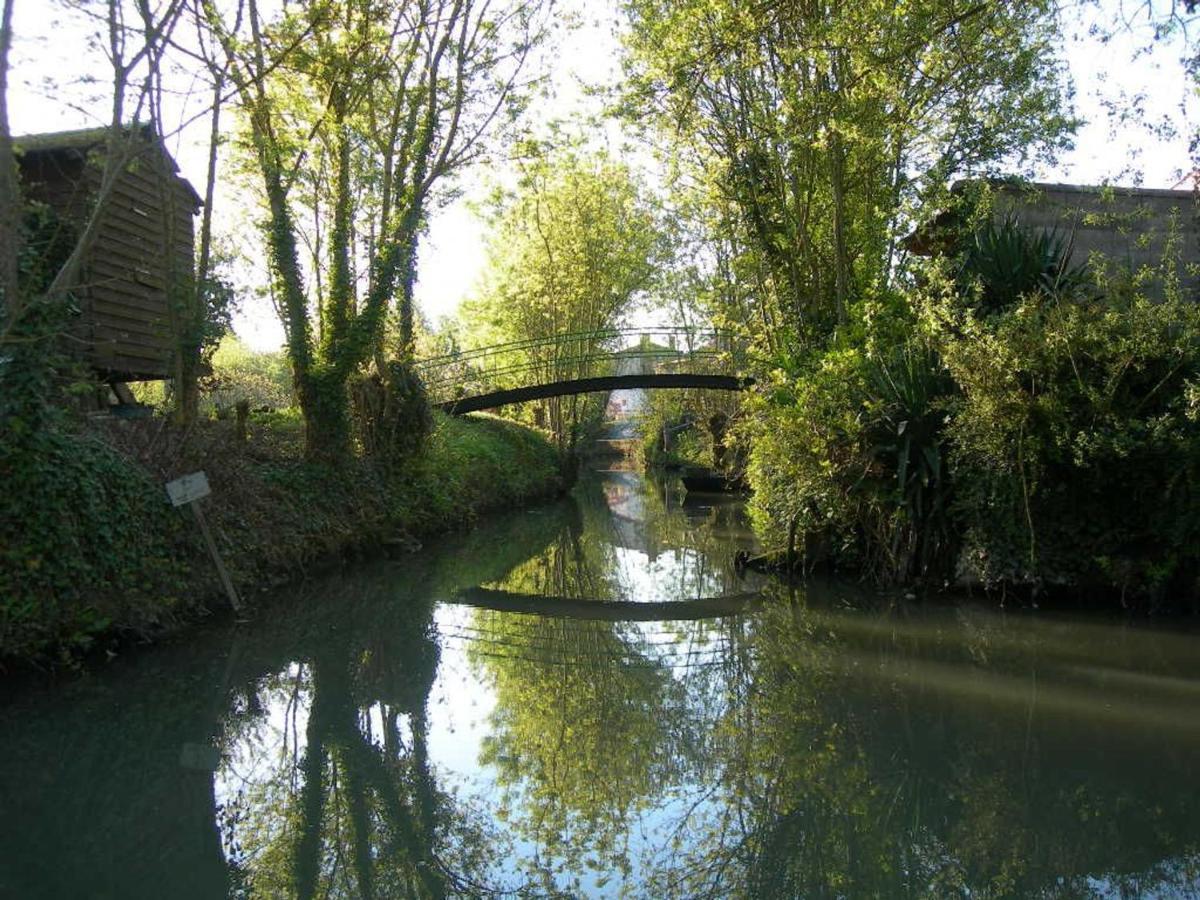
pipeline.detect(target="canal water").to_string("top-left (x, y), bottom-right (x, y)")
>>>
top-left (2, 470), bottom-right (1199, 898)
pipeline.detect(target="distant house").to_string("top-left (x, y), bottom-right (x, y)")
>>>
top-left (906, 180), bottom-right (1200, 300)
top-left (15, 125), bottom-right (201, 381)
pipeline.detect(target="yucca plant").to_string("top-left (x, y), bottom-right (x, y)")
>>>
top-left (960, 214), bottom-right (1092, 313)
top-left (859, 343), bottom-right (957, 580)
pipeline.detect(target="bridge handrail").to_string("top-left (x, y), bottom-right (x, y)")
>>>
top-left (413, 326), bottom-right (732, 371)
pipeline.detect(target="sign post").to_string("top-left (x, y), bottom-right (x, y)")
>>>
top-left (166, 471), bottom-right (242, 612)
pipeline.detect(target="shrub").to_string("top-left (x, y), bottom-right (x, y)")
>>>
top-left (202, 335), bottom-right (293, 414)
top-left (746, 295), bottom-right (957, 581)
top-left (921, 274), bottom-right (1200, 598)
top-left (957, 214), bottom-right (1092, 314)
top-left (349, 360), bottom-right (433, 462)
top-left (748, 210), bottom-right (1200, 603)
top-left (0, 425), bottom-right (191, 662)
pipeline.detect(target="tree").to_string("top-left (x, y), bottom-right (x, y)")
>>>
top-left (0, 0), bottom-right (17, 326)
top-left (623, 0), bottom-right (1075, 339)
top-left (459, 152), bottom-right (663, 450)
top-left (209, 0), bottom-right (551, 460)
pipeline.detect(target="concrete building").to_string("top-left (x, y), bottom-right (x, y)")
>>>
top-left (908, 180), bottom-right (1199, 300)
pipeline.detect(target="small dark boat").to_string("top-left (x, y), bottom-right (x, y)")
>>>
top-left (680, 467), bottom-right (744, 493)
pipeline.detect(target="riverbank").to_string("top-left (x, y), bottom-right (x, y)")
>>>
top-left (0, 410), bottom-right (565, 668)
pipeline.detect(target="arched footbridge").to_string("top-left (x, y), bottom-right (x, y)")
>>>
top-left (413, 328), bottom-right (754, 414)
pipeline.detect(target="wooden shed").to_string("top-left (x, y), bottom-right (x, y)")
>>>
top-left (15, 125), bottom-right (201, 381)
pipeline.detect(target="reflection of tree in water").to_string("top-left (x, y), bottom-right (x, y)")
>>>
top-left (230, 629), bottom-right (453, 897)
top-left (466, 610), bottom-right (702, 888)
top-left (220, 496), bottom-right (605, 896)
top-left (452, 472), bottom-right (765, 888)
top-left (11, 474), bottom-right (1198, 898)
top-left (218, 591), bottom-right (511, 897)
top-left (487, 472), bottom-right (760, 604)
top-left (642, 590), bottom-right (1200, 899)
top-left (503, 485), bottom-right (620, 601)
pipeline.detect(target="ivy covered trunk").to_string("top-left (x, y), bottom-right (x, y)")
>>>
top-left (298, 367), bottom-right (353, 463)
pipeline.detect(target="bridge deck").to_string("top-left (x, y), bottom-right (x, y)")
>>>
top-left (435, 372), bottom-right (754, 414)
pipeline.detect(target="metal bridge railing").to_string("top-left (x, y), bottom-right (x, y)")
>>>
top-left (414, 327), bottom-right (743, 405)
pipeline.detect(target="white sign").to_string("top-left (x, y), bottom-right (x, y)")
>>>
top-left (166, 471), bottom-right (211, 507)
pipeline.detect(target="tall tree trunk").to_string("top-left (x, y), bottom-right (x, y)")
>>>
top-left (175, 68), bottom-right (226, 425)
top-left (324, 117), bottom-right (354, 358)
top-left (297, 366), bottom-right (352, 463)
top-left (0, 0), bottom-right (20, 336)
top-left (396, 202), bottom-right (424, 358)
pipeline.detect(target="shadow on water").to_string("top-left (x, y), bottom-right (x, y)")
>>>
top-left (0, 470), bottom-right (1198, 897)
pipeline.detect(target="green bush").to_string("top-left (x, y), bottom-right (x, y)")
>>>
top-left (921, 272), bottom-right (1200, 597)
top-left (202, 335), bottom-right (293, 413)
top-left (350, 360), bottom-right (433, 461)
top-left (746, 294), bottom-right (957, 581)
top-left (958, 214), bottom-right (1092, 314)
top-left (746, 215), bottom-right (1200, 602)
top-left (391, 413), bottom-right (562, 531)
top-left (0, 408), bottom-right (562, 666)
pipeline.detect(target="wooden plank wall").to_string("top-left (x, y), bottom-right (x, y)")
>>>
top-left (18, 153), bottom-right (96, 357)
top-left (85, 150), bottom-right (196, 379)
top-left (19, 142), bottom-right (197, 381)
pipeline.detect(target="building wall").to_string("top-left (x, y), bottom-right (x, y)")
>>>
top-left (84, 151), bottom-right (197, 380)
top-left (18, 135), bottom-right (198, 381)
top-left (993, 182), bottom-right (1200, 300)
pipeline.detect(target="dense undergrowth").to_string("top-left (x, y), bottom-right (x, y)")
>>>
top-left (745, 217), bottom-right (1200, 607)
top-left (0, 410), bottom-right (562, 667)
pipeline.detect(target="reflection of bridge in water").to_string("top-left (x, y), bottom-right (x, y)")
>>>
top-left (413, 327), bottom-right (754, 414)
top-left (449, 587), bottom-right (761, 621)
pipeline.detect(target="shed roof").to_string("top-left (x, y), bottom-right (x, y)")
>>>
top-left (903, 178), bottom-right (1199, 256)
top-left (14, 123), bottom-right (202, 207)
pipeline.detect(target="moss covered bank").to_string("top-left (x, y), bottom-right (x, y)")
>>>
top-left (0, 411), bottom-right (564, 667)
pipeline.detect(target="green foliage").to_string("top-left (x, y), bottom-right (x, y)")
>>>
top-left (748, 208), bottom-right (1200, 599)
top-left (349, 360), bottom-right (433, 461)
top-left (1, 201), bottom-right (85, 431)
top-left (0, 408), bottom-right (560, 666)
top-left (624, 0), bottom-right (1075, 337)
top-left (387, 413), bottom-right (562, 533)
top-left (638, 389), bottom-right (740, 472)
top-left (747, 293), bottom-right (957, 581)
top-left (221, 0), bottom-right (551, 459)
top-left (456, 152), bottom-right (664, 450)
top-left (0, 426), bottom-right (189, 662)
top-left (202, 335), bottom-right (294, 413)
top-left (959, 214), bottom-right (1093, 314)
top-left (192, 272), bottom-right (237, 367)
top-left (921, 271), bottom-right (1200, 595)
top-left (860, 343), bottom-right (957, 576)
top-left (18, 201), bottom-right (77, 297)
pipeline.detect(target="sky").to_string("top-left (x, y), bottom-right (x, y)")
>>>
top-left (6, 0), bottom-right (1197, 351)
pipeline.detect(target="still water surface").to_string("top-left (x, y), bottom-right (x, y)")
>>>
top-left (2, 470), bottom-right (1199, 898)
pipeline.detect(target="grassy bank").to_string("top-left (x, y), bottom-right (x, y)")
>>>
top-left (0, 410), bottom-right (564, 667)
